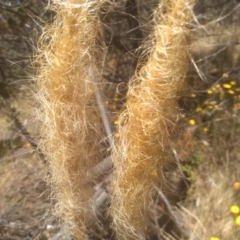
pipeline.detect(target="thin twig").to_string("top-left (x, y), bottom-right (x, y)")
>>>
top-left (89, 69), bottom-right (113, 149)
top-left (178, 205), bottom-right (206, 234)
top-left (91, 155), bottom-right (112, 176)
top-left (91, 175), bottom-right (111, 213)
top-left (13, 112), bottom-right (46, 163)
top-left (0, 149), bottom-right (35, 163)
top-left (155, 186), bottom-right (190, 239)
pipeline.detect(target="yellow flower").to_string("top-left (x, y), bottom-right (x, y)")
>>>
top-left (233, 182), bottom-right (240, 190)
top-left (25, 142), bottom-right (31, 148)
top-left (114, 120), bottom-right (119, 125)
top-left (110, 104), bottom-right (116, 110)
top-left (208, 105), bottom-right (213, 109)
top-left (228, 90), bottom-right (235, 95)
top-left (215, 84), bottom-right (220, 89)
top-left (203, 127), bottom-right (209, 133)
top-left (210, 237), bottom-right (220, 240)
top-left (191, 93), bottom-right (196, 98)
top-left (207, 89), bottom-right (213, 94)
top-left (230, 81), bottom-right (236, 85)
top-left (223, 83), bottom-right (231, 89)
top-left (235, 215), bottom-right (240, 226)
top-left (230, 205), bottom-right (240, 214)
top-left (189, 119), bottom-right (196, 126)
top-left (196, 107), bottom-right (203, 112)
top-left (234, 103), bottom-right (240, 110)
top-left (222, 73), bottom-right (229, 78)
top-left (150, 170), bottom-right (158, 178)
top-left (211, 87), bottom-right (216, 92)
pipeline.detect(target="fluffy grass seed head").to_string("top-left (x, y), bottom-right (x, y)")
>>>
top-left (35, 0), bottom-right (108, 239)
top-left (110, 0), bottom-right (195, 239)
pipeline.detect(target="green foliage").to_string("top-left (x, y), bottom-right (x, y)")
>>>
top-left (182, 150), bottom-right (202, 181)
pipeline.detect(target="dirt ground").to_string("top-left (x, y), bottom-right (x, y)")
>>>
top-left (0, 144), bottom-right (68, 240)
top-left (0, 105), bottom-right (72, 240)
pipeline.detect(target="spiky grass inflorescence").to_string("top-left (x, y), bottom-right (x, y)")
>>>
top-left (35, 1), bottom-right (108, 239)
top-left (110, 0), bottom-right (195, 239)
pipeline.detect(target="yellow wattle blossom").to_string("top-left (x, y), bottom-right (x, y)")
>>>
top-left (230, 205), bottom-right (240, 214)
top-left (210, 237), bottom-right (220, 240)
top-left (234, 95), bottom-right (240, 100)
top-left (211, 87), bottom-right (216, 92)
top-left (203, 127), bottom-right (209, 133)
top-left (207, 89), bottom-right (213, 94)
top-left (233, 182), bottom-right (240, 190)
top-left (189, 119), bottom-right (196, 126)
top-left (200, 109), bottom-right (207, 115)
top-left (150, 170), bottom-right (158, 178)
top-left (114, 120), bottom-right (119, 125)
top-left (191, 93), bottom-right (196, 98)
top-left (110, 104), bottom-right (116, 110)
top-left (25, 142), bottom-right (32, 148)
top-left (196, 107), bottom-right (203, 112)
top-left (234, 103), bottom-right (240, 110)
top-left (223, 83), bottom-right (231, 89)
top-left (230, 81), bottom-right (236, 85)
top-left (235, 215), bottom-right (240, 226)
top-left (228, 90), bottom-right (235, 95)
top-left (222, 73), bottom-right (229, 78)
